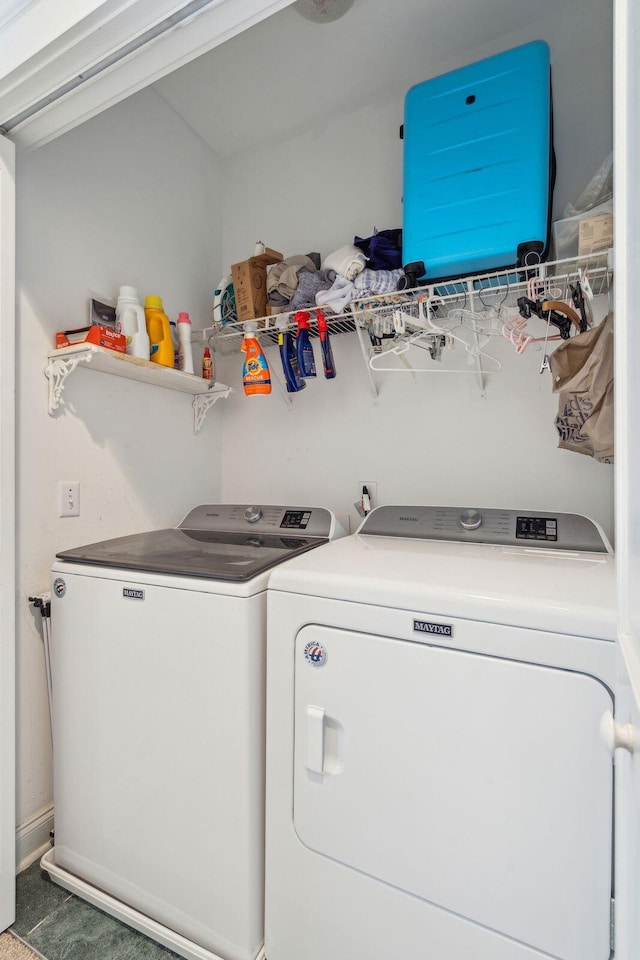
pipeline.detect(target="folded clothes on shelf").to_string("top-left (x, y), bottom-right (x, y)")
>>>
top-left (315, 275), bottom-right (355, 314)
top-left (263, 242), bottom-right (404, 318)
top-left (267, 254), bottom-right (320, 306)
top-left (354, 268), bottom-right (404, 297)
top-left (289, 270), bottom-right (337, 311)
top-left (323, 244), bottom-right (368, 280)
top-left (315, 268), bottom-right (405, 314)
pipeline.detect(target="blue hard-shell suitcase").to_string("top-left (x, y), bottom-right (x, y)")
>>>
top-left (401, 40), bottom-right (554, 285)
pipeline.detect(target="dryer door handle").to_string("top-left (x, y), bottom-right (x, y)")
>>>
top-left (600, 710), bottom-right (640, 755)
top-left (305, 705), bottom-right (325, 774)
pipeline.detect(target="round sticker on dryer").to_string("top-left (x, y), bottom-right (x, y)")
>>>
top-left (53, 577), bottom-right (66, 598)
top-left (303, 640), bottom-right (328, 668)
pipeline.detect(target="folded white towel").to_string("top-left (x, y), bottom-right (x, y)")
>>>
top-left (323, 244), bottom-right (367, 281)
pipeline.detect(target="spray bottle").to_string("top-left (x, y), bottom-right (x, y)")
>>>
top-left (242, 322), bottom-right (271, 395)
top-left (316, 309), bottom-right (336, 379)
top-left (277, 317), bottom-right (306, 393)
top-left (115, 286), bottom-right (150, 360)
top-left (295, 311), bottom-right (316, 379)
top-left (202, 347), bottom-right (214, 381)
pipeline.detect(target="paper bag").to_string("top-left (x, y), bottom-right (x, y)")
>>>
top-left (549, 312), bottom-right (614, 463)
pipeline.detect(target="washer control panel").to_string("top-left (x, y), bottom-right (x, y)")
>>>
top-left (179, 504), bottom-right (333, 538)
top-left (359, 506), bottom-right (609, 553)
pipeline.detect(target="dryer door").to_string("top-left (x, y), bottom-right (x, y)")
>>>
top-left (294, 625), bottom-right (613, 960)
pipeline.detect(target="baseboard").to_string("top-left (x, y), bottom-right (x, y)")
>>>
top-left (16, 805), bottom-right (53, 873)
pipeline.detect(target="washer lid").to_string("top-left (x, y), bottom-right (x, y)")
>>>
top-left (56, 504), bottom-right (336, 581)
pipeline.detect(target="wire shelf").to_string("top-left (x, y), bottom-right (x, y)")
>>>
top-left (199, 250), bottom-right (613, 361)
top-left (414, 249), bottom-right (612, 309)
top-left (204, 289), bottom-right (425, 355)
top-left (207, 308), bottom-right (352, 356)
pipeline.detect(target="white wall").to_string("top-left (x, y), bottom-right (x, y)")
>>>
top-left (218, 2), bottom-right (614, 538)
top-left (15, 86), bottom-right (224, 841)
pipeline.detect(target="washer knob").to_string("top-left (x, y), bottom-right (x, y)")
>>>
top-left (244, 506), bottom-right (262, 523)
top-left (459, 508), bottom-right (482, 531)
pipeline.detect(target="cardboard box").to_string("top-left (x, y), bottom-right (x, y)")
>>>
top-left (578, 213), bottom-right (614, 256)
top-left (254, 247), bottom-right (283, 265)
top-left (56, 325), bottom-right (127, 352)
top-left (231, 248), bottom-right (283, 322)
top-left (551, 200), bottom-right (612, 261)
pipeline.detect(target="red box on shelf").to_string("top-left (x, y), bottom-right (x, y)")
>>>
top-left (55, 325), bottom-right (127, 353)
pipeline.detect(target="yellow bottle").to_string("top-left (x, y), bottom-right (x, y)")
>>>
top-left (144, 295), bottom-right (174, 367)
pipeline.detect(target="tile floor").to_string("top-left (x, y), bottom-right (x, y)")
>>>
top-left (12, 859), bottom-right (180, 960)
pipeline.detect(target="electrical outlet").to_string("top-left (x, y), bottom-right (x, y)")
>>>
top-left (357, 481), bottom-right (377, 511)
top-left (58, 481), bottom-right (80, 517)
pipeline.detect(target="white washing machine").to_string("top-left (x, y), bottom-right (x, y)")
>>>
top-left (41, 504), bottom-right (344, 960)
top-left (265, 506), bottom-right (617, 960)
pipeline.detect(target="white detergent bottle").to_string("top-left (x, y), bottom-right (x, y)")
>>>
top-left (177, 312), bottom-right (195, 373)
top-left (116, 286), bottom-right (151, 360)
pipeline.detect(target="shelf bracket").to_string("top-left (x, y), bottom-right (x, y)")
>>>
top-left (354, 317), bottom-right (380, 400)
top-left (46, 352), bottom-right (93, 415)
top-left (193, 387), bottom-right (232, 433)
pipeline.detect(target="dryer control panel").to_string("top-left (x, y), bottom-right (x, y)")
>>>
top-left (358, 506), bottom-right (610, 553)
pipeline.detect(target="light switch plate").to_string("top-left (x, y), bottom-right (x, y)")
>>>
top-left (58, 481), bottom-right (80, 517)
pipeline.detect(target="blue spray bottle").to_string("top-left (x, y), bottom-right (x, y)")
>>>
top-left (316, 309), bottom-right (336, 379)
top-left (295, 311), bottom-right (316, 379)
top-left (277, 317), bottom-right (306, 393)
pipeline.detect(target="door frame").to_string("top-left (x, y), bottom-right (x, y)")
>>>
top-left (613, 1), bottom-right (640, 957)
top-left (0, 0), bottom-right (296, 153)
top-left (0, 131), bottom-right (16, 931)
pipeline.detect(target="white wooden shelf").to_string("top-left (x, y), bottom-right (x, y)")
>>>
top-left (46, 343), bottom-right (231, 433)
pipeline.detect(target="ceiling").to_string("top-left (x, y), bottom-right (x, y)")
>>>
top-left (152, 0), bottom-right (575, 160)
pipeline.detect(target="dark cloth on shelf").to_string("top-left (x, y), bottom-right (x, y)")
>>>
top-left (354, 229), bottom-right (403, 270)
top-left (267, 290), bottom-right (291, 307)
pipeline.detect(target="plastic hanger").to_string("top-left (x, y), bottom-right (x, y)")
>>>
top-left (516, 294), bottom-right (581, 339)
top-left (421, 297), bottom-right (502, 370)
top-left (501, 313), bottom-right (562, 354)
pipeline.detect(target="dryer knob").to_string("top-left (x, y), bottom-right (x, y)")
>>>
top-left (459, 508), bottom-right (482, 531)
top-left (244, 506), bottom-right (262, 523)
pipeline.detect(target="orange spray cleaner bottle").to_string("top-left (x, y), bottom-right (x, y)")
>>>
top-left (241, 322), bottom-right (271, 395)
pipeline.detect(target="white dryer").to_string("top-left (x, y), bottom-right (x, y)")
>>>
top-left (42, 504), bottom-right (344, 960)
top-left (265, 506), bottom-right (617, 960)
